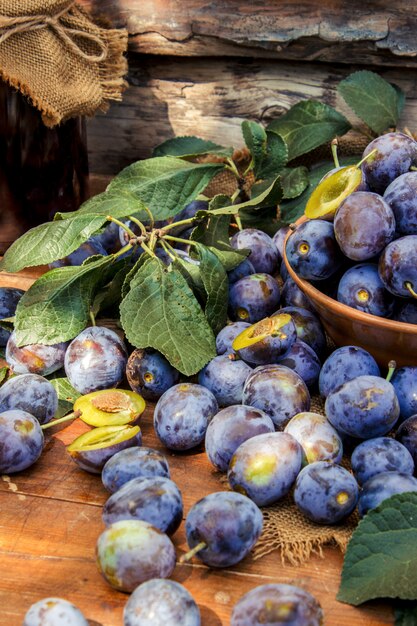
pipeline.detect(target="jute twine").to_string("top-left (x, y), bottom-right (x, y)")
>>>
top-left (0, 0), bottom-right (128, 126)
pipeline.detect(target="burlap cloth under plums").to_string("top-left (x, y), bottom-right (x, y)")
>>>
top-left (206, 140), bottom-right (370, 564)
top-left (0, 0), bottom-right (128, 126)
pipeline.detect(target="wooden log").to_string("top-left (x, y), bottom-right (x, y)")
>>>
top-left (80, 0), bottom-right (417, 64)
top-left (86, 56), bottom-right (417, 175)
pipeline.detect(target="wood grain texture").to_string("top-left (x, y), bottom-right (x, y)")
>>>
top-left (86, 56), bottom-right (417, 175)
top-left (80, 0), bottom-right (417, 64)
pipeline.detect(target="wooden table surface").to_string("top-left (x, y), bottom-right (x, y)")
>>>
top-left (0, 269), bottom-right (394, 626)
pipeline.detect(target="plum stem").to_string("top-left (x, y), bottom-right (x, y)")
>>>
top-left (159, 239), bottom-right (177, 261)
top-left (106, 216), bottom-right (136, 239)
top-left (386, 360), bottom-right (397, 383)
top-left (164, 235), bottom-right (199, 249)
top-left (128, 215), bottom-right (147, 237)
top-left (159, 216), bottom-right (199, 234)
top-left (355, 148), bottom-right (378, 169)
top-left (89, 309), bottom-right (96, 327)
top-left (405, 282), bottom-right (417, 299)
top-left (225, 157), bottom-right (241, 180)
top-left (331, 138), bottom-right (340, 168)
top-left (41, 410), bottom-right (82, 430)
top-left (111, 243), bottom-right (133, 260)
top-left (179, 541), bottom-right (207, 563)
top-left (141, 241), bottom-right (157, 259)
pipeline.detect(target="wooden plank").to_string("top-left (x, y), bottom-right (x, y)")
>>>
top-left (86, 57), bottom-right (417, 175)
top-left (80, 0), bottom-right (417, 64)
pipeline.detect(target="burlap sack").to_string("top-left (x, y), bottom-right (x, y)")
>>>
top-left (0, 0), bottom-right (128, 126)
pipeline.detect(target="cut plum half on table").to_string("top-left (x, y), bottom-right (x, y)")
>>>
top-left (74, 389), bottom-right (146, 427)
top-left (232, 314), bottom-right (296, 365)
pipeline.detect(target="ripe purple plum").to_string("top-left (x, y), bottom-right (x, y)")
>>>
top-left (272, 226), bottom-right (291, 258)
top-left (23, 598), bottom-right (88, 626)
top-left (230, 228), bottom-right (280, 274)
top-left (396, 415), bottom-right (417, 465)
top-left (0, 287), bottom-right (24, 346)
top-left (384, 171), bottom-right (417, 236)
top-left (103, 476), bottom-right (183, 535)
top-left (276, 340), bottom-right (321, 389)
top-left (351, 437), bottom-right (414, 485)
top-left (228, 432), bottom-right (302, 505)
top-left (205, 405), bottom-right (275, 472)
top-left (102, 446), bottom-right (170, 493)
top-left (334, 192), bottom-right (395, 261)
top-left (171, 199), bottom-right (208, 233)
top-left (96, 519), bottom-right (176, 592)
top-left (231, 583), bottom-right (323, 626)
top-left (228, 258), bottom-right (256, 284)
top-left (242, 365), bottom-right (310, 430)
top-left (216, 321), bottom-right (251, 355)
top-left (198, 354), bottom-right (253, 406)
top-left (232, 314), bottom-right (297, 366)
top-left (284, 412), bottom-right (343, 465)
top-left (280, 277), bottom-right (316, 313)
top-left (154, 383), bottom-right (218, 450)
top-left (358, 471), bottom-right (417, 516)
top-left (50, 237), bottom-right (107, 268)
top-left (337, 263), bottom-right (395, 318)
top-left (294, 461), bottom-right (359, 524)
top-left (6, 331), bottom-right (68, 376)
top-left (64, 326), bottom-right (128, 394)
top-left (361, 132), bottom-right (417, 194)
top-left (0, 373), bottom-right (58, 425)
top-left (126, 349), bottom-right (180, 401)
top-left (123, 579), bottom-right (201, 626)
top-left (391, 367), bottom-right (417, 422)
top-left (184, 491), bottom-right (263, 567)
top-left (325, 375), bottom-right (400, 439)
top-left (276, 306), bottom-right (326, 358)
top-left (285, 219), bottom-right (343, 280)
top-left (0, 409), bottom-right (44, 473)
top-left (229, 273), bottom-right (281, 323)
top-left (394, 300), bottom-right (417, 323)
top-left (378, 235), bottom-right (417, 298)
top-left (319, 345), bottom-right (380, 398)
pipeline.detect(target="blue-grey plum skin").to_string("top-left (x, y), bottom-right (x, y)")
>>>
top-left (361, 132), bottom-right (417, 194)
top-left (126, 349), bottom-right (180, 401)
top-left (50, 237), bottom-right (107, 268)
top-left (0, 373), bottom-right (58, 425)
top-left (96, 519), bottom-right (176, 592)
top-left (236, 316), bottom-right (297, 366)
top-left (243, 365), bottom-right (310, 430)
top-left (230, 228), bottom-right (280, 274)
top-left (325, 375), bottom-right (400, 439)
top-left (394, 300), bottom-right (417, 323)
top-left (0, 287), bottom-right (24, 346)
top-left (102, 446), bottom-right (170, 493)
top-left (123, 579), bottom-right (201, 626)
top-left (276, 306), bottom-right (326, 358)
top-left (0, 409), bottom-right (44, 473)
top-left (198, 355), bottom-right (253, 406)
top-left (229, 273), bottom-right (281, 324)
top-left (228, 258), bottom-right (256, 284)
top-left (379, 236), bottom-right (417, 298)
top-left (216, 322), bottom-right (251, 355)
top-left (205, 405), bottom-right (275, 472)
top-left (64, 326), bottom-right (128, 394)
top-left (281, 277), bottom-right (316, 313)
top-left (351, 437), bottom-right (414, 485)
top-left (337, 263), bottom-right (395, 318)
top-left (6, 331), bottom-right (68, 376)
top-left (185, 491), bottom-right (263, 567)
top-left (384, 171), bottom-right (417, 236)
top-left (294, 461), bottom-right (359, 524)
top-left (228, 432), bottom-right (302, 506)
top-left (358, 471), bottom-right (417, 516)
top-left (396, 415), bottom-right (417, 465)
top-left (319, 346), bottom-right (380, 398)
top-left (276, 340), bottom-right (321, 389)
top-left (102, 476), bottom-right (183, 535)
top-left (23, 598), bottom-right (88, 626)
top-left (391, 367), bottom-right (417, 422)
top-left (172, 200), bottom-right (208, 231)
top-left (284, 412), bottom-right (343, 465)
top-left (286, 219), bottom-right (343, 280)
top-left (231, 583), bottom-right (323, 626)
top-left (272, 226), bottom-right (291, 258)
top-left (95, 221), bottom-right (121, 253)
top-left (154, 383), bottom-right (218, 450)
top-left (334, 192), bottom-right (395, 261)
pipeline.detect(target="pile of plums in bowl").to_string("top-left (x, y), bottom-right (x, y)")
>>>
top-left (283, 131), bottom-right (417, 366)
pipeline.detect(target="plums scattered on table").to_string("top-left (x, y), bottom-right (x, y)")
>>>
top-left (384, 171), bottom-right (417, 235)
top-left (391, 366), bottom-right (417, 422)
top-left (6, 331), bottom-right (68, 376)
top-left (319, 346), bottom-right (380, 398)
top-left (102, 446), bottom-right (170, 493)
top-left (229, 273), bottom-right (280, 323)
top-left (230, 228), bottom-right (280, 274)
top-left (284, 412), bottom-right (343, 465)
top-left (351, 437), bottom-right (414, 485)
top-left (126, 349), bottom-right (180, 401)
top-left (0, 373), bottom-right (58, 425)
top-left (0, 287), bottom-right (24, 346)
top-left (358, 471), bottom-right (417, 516)
top-left (23, 597), bottom-right (88, 626)
top-left (215, 321), bottom-right (251, 355)
top-left (361, 132), bottom-right (417, 194)
top-left (0, 410), bottom-right (44, 473)
top-left (396, 415), bottom-right (417, 464)
top-left (276, 340), bottom-right (321, 389)
top-left (276, 306), bottom-right (326, 358)
top-left (286, 219), bottom-right (343, 280)
top-left (233, 314), bottom-right (297, 366)
top-left (198, 354), bottom-right (253, 406)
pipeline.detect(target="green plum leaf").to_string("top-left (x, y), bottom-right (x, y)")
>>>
top-left (281, 166), bottom-right (310, 199)
top-left (13, 256), bottom-right (113, 346)
top-left (195, 243), bottom-right (228, 335)
top-left (337, 492), bottom-right (417, 606)
top-left (338, 71), bottom-right (402, 134)
top-left (0, 367), bottom-right (9, 387)
top-left (256, 132), bottom-right (288, 180)
top-left (241, 120), bottom-right (267, 174)
top-left (267, 100), bottom-right (351, 161)
top-left (120, 257), bottom-right (216, 375)
top-left (152, 135), bottom-right (233, 158)
top-left (210, 176), bottom-right (283, 215)
top-left (49, 376), bottom-right (81, 419)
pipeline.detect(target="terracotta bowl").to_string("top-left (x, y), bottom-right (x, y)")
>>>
top-left (283, 223), bottom-right (417, 368)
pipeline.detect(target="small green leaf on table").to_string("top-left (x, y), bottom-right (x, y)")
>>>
top-left (152, 135), bottom-right (233, 158)
top-left (49, 377), bottom-right (81, 419)
top-left (337, 492), bottom-right (417, 606)
top-left (338, 70), bottom-right (403, 135)
top-left (267, 100), bottom-right (351, 161)
top-left (120, 257), bottom-right (216, 376)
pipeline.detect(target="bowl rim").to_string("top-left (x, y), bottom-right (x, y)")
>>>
top-left (283, 217), bottom-right (417, 336)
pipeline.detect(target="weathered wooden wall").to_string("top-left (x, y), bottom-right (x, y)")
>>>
top-left (80, 1), bottom-right (417, 175)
